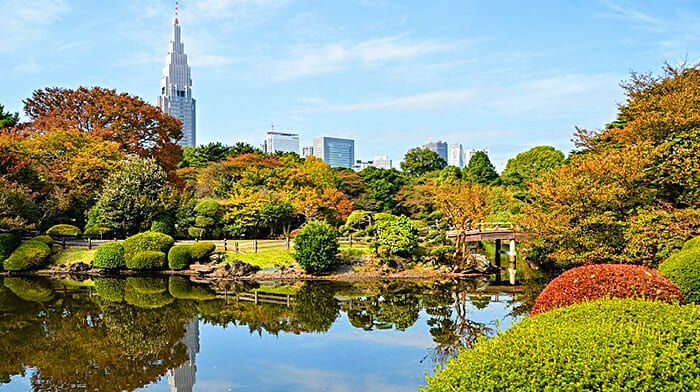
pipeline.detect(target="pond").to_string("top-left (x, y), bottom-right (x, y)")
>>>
top-left (0, 276), bottom-right (528, 391)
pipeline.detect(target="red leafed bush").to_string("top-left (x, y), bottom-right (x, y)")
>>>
top-left (531, 264), bottom-right (684, 315)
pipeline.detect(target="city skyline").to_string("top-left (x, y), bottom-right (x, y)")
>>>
top-left (2, 1), bottom-right (700, 168)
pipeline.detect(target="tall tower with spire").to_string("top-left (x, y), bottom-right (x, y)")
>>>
top-left (158, 1), bottom-right (196, 147)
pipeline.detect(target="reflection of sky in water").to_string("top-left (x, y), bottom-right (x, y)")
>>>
top-left (135, 293), bottom-right (520, 392)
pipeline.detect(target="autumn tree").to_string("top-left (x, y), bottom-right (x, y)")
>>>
top-left (401, 148), bottom-right (447, 177)
top-left (23, 87), bottom-right (183, 175)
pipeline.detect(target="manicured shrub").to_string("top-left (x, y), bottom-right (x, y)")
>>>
top-left (423, 299), bottom-right (700, 392)
top-left (194, 199), bottom-right (221, 216)
top-left (0, 233), bottom-right (20, 262)
top-left (124, 278), bottom-right (174, 309)
top-left (92, 242), bottom-right (125, 269)
top-left (3, 277), bottom-right (55, 302)
top-left (187, 227), bottom-right (205, 239)
top-left (122, 231), bottom-right (174, 262)
top-left (31, 235), bottom-right (53, 247)
top-left (294, 221), bottom-right (339, 274)
top-left (682, 235), bottom-right (700, 251)
top-left (531, 264), bottom-right (683, 314)
top-left (659, 248), bottom-right (700, 303)
top-left (374, 215), bottom-right (419, 257)
top-left (168, 245), bottom-right (193, 270)
top-left (3, 240), bottom-right (52, 271)
top-left (168, 276), bottom-right (216, 300)
top-left (83, 225), bottom-right (113, 238)
top-left (94, 278), bottom-right (126, 302)
top-left (150, 215), bottom-right (174, 235)
top-left (126, 251), bottom-right (167, 270)
top-left (46, 224), bottom-right (82, 237)
top-left (189, 242), bottom-right (216, 261)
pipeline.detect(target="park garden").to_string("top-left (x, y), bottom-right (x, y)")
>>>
top-left (1, 65), bottom-right (700, 390)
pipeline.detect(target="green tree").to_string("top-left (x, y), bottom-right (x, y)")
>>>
top-left (374, 215), bottom-right (419, 257)
top-left (501, 146), bottom-right (564, 188)
top-left (293, 221), bottom-right (339, 274)
top-left (0, 104), bottom-right (19, 129)
top-left (463, 151), bottom-right (499, 185)
top-left (359, 167), bottom-right (405, 213)
top-left (180, 142), bottom-right (232, 168)
top-left (93, 157), bottom-right (169, 235)
top-left (401, 148), bottom-right (447, 176)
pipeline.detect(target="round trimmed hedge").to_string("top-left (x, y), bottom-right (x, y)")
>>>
top-left (94, 278), bottom-right (126, 302)
top-left (3, 277), bottom-right (55, 303)
top-left (168, 276), bottom-right (216, 300)
top-left (126, 251), bottom-right (166, 270)
top-left (122, 231), bottom-right (174, 262)
top-left (46, 224), bottom-right (82, 237)
top-left (531, 264), bottom-right (683, 314)
top-left (168, 245), bottom-right (193, 270)
top-left (3, 240), bottom-right (52, 271)
top-left (31, 235), bottom-right (53, 247)
top-left (0, 233), bottom-right (19, 262)
top-left (93, 242), bottom-right (125, 269)
top-left (682, 235), bottom-right (700, 251)
top-left (659, 248), bottom-right (700, 303)
top-left (189, 242), bottom-right (216, 260)
top-left (293, 221), bottom-right (339, 274)
top-left (423, 299), bottom-right (700, 392)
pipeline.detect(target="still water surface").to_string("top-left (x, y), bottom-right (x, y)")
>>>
top-left (0, 276), bottom-right (526, 391)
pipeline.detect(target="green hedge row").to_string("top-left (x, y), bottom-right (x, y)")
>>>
top-left (93, 242), bottom-right (125, 269)
top-left (659, 246), bottom-right (700, 303)
top-left (122, 231), bottom-right (174, 262)
top-left (423, 299), bottom-right (700, 391)
top-left (126, 251), bottom-right (166, 270)
top-left (167, 242), bottom-right (216, 270)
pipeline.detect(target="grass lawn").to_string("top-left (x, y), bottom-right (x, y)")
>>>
top-left (225, 248), bottom-right (296, 268)
top-left (50, 246), bottom-right (97, 266)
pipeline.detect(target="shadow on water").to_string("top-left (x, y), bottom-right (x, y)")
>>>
top-left (0, 275), bottom-right (537, 391)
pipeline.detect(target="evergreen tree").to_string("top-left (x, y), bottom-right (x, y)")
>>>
top-left (463, 151), bottom-right (499, 185)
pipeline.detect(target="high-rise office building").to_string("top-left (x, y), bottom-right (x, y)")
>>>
top-left (301, 146), bottom-right (314, 158)
top-left (313, 137), bottom-right (355, 168)
top-left (167, 317), bottom-right (199, 392)
top-left (423, 141), bottom-right (448, 162)
top-left (449, 143), bottom-right (464, 168)
top-left (263, 131), bottom-right (299, 154)
top-left (157, 4), bottom-right (196, 147)
top-left (352, 155), bottom-right (392, 171)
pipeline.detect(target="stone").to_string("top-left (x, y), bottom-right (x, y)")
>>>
top-left (466, 254), bottom-right (492, 273)
top-left (69, 262), bottom-right (90, 273)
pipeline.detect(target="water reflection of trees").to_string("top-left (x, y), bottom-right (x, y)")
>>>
top-left (0, 275), bottom-right (521, 389)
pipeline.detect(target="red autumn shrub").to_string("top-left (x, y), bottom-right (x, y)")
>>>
top-left (531, 264), bottom-right (684, 315)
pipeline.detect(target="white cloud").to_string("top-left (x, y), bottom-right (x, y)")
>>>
top-left (0, 0), bottom-right (68, 53)
top-left (189, 0), bottom-right (290, 22)
top-left (12, 61), bottom-right (40, 75)
top-left (311, 89), bottom-right (476, 112)
top-left (271, 36), bottom-right (462, 80)
top-left (600, 0), bottom-right (659, 25)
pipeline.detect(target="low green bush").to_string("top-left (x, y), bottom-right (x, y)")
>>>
top-left (46, 224), bottom-right (82, 237)
top-left (126, 251), bottom-right (166, 270)
top-left (3, 240), bottom-right (52, 271)
top-left (659, 248), bottom-right (700, 303)
top-left (430, 245), bottom-right (454, 263)
top-left (294, 221), bottom-right (339, 274)
top-left (122, 231), bottom-right (174, 262)
top-left (31, 235), bottom-right (53, 247)
top-left (194, 199), bottom-right (220, 216)
top-left (423, 299), bottom-right (700, 392)
top-left (168, 245), bottom-right (193, 270)
top-left (94, 278), bottom-right (126, 302)
top-left (168, 276), bottom-right (216, 300)
top-left (0, 233), bottom-right (19, 262)
top-left (3, 277), bottom-right (55, 303)
top-left (374, 216), bottom-right (419, 257)
top-left (187, 227), bottom-right (205, 239)
top-left (150, 215), bottom-right (174, 235)
top-left (682, 235), bottom-right (700, 251)
top-left (92, 242), bottom-right (125, 269)
top-left (83, 225), bottom-right (113, 238)
top-left (189, 242), bottom-right (216, 260)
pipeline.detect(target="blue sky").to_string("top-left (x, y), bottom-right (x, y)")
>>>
top-left (2, 0), bottom-right (699, 169)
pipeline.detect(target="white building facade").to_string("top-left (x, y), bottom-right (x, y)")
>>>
top-left (263, 132), bottom-right (300, 154)
top-left (157, 11), bottom-right (197, 147)
top-left (352, 156), bottom-right (392, 171)
top-left (449, 143), bottom-right (464, 168)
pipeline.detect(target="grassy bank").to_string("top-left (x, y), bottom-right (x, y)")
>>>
top-left (49, 246), bottom-right (97, 266)
top-left (225, 248), bottom-right (296, 268)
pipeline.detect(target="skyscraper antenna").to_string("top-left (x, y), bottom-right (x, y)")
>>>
top-left (175, 0), bottom-right (179, 24)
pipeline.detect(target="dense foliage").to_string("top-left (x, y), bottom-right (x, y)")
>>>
top-left (293, 221), bottom-right (339, 274)
top-left (93, 242), bottom-right (126, 269)
top-left (122, 231), bottom-right (175, 263)
top-left (3, 240), bottom-right (52, 271)
top-left (463, 151), bottom-right (499, 185)
top-left (659, 247), bottom-right (700, 303)
top-left (126, 251), bottom-right (166, 270)
top-left (373, 216), bottom-right (419, 257)
top-left (500, 146), bottom-right (564, 191)
top-left (46, 224), bottom-right (82, 237)
top-left (0, 233), bottom-right (19, 261)
top-left (531, 264), bottom-right (683, 314)
top-left (424, 299), bottom-right (700, 391)
top-left (522, 66), bottom-right (700, 268)
top-left (167, 245), bottom-right (193, 270)
top-left (189, 242), bottom-right (216, 260)
top-left (401, 148), bottom-right (447, 177)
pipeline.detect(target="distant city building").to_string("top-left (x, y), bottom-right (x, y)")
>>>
top-left (423, 141), bottom-right (448, 162)
top-left (464, 148), bottom-right (491, 165)
top-left (167, 317), bottom-right (199, 392)
top-left (449, 143), bottom-right (464, 168)
top-left (263, 131), bottom-right (299, 154)
top-left (301, 146), bottom-right (314, 158)
top-left (313, 137), bottom-right (355, 168)
top-left (157, 6), bottom-right (196, 147)
top-left (352, 155), bottom-right (393, 171)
